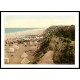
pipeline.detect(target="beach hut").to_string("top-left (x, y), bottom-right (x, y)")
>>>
top-left (21, 52), bottom-right (28, 58)
top-left (23, 42), bottom-right (27, 47)
top-left (4, 58), bottom-right (9, 64)
top-left (8, 47), bottom-right (15, 56)
top-left (14, 45), bottom-right (19, 50)
top-left (8, 47), bottom-right (15, 53)
top-left (34, 41), bottom-right (38, 45)
top-left (21, 58), bottom-right (30, 64)
top-left (29, 45), bottom-right (38, 52)
top-left (29, 41), bottom-right (33, 46)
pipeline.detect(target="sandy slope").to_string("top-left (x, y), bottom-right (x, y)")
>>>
top-left (38, 51), bottom-right (54, 64)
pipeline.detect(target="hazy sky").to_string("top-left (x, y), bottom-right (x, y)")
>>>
top-left (4, 15), bottom-right (75, 28)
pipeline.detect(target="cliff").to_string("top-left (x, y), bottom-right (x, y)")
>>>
top-left (33, 25), bottom-right (75, 64)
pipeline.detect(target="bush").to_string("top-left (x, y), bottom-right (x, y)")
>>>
top-left (33, 25), bottom-right (75, 64)
top-left (52, 38), bottom-right (75, 64)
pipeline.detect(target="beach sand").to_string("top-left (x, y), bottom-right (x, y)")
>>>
top-left (5, 29), bottom-right (45, 40)
top-left (5, 29), bottom-right (44, 64)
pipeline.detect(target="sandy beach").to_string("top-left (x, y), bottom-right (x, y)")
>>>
top-left (5, 29), bottom-right (45, 40)
top-left (5, 29), bottom-right (45, 64)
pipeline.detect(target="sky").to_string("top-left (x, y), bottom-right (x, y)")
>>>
top-left (4, 15), bottom-right (75, 28)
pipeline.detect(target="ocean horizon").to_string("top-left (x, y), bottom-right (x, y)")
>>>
top-left (5, 28), bottom-right (44, 34)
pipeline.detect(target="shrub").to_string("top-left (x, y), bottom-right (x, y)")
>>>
top-left (52, 37), bottom-right (75, 64)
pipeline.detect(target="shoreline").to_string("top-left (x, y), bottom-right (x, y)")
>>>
top-left (5, 29), bottom-right (45, 40)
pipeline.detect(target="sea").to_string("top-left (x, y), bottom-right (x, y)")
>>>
top-left (5, 28), bottom-right (42, 34)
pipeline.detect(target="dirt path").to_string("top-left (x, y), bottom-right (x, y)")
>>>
top-left (38, 50), bottom-right (54, 64)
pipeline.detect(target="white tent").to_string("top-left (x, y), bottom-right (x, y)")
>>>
top-left (8, 47), bottom-right (15, 53)
top-left (21, 58), bottom-right (30, 64)
top-left (21, 52), bottom-right (28, 58)
top-left (14, 45), bottom-right (19, 50)
top-left (29, 41), bottom-right (33, 46)
top-left (30, 46), bottom-right (36, 51)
